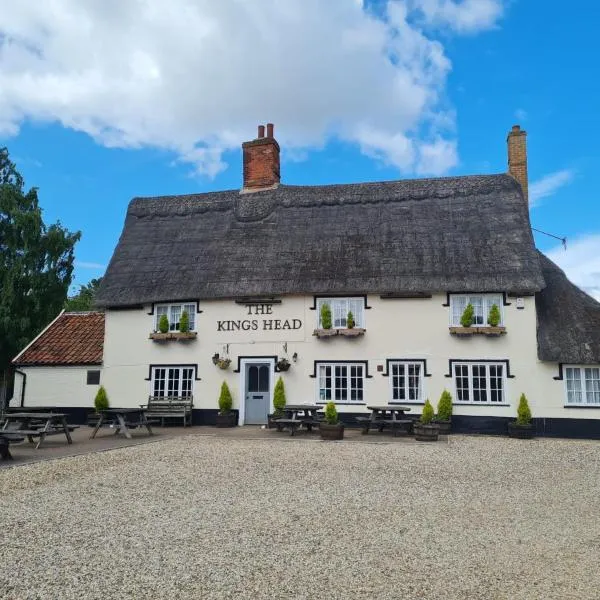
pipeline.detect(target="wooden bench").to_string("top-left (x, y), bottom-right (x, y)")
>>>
top-left (0, 433), bottom-right (25, 460)
top-left (143, 397), bottom-right (193, 427)
top-left (356, 417), bottom-right (413, 436)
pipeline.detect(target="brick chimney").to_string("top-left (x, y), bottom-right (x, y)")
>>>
top-left (242, 123), bottom-right (280, 192)
top-left (507, 124), bottom-right (528, 205)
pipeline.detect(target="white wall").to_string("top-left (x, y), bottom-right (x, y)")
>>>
top-left (17, 366), bottom-right (101, 408)
top-left (99, 293), bottom-right (600, 423)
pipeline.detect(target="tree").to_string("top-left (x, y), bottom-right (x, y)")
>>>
top-left (64, 277), bottom-right (103, 312)
top-left (0, 147), bottom-right (80, 389)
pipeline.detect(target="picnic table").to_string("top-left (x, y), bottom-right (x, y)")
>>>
top-left (274, 404), bottom-right (323, 436)
top-left (357, 405), bottom-right (415, 436)
top-left (1, 412), bottom-right (76, 449)
top-left (90, 408), bottom-right (154, 440)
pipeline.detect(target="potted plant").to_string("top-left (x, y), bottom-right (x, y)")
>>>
top-left (268, 376), bottom-right (287, 428)
top-left (159, 314), bottom-right (169, 333)
top-left (434, 389), bottom-right (453, 433)
top-left (482, 303), bottom-right (506, 336)
top-left (276, 357), bottom-right (291, 372)
top-left (179, 310), bottom-right (190, 333)
top-left (508, 393), bottom-right (534, 439)
top-left (216, 382), bottom-right (237, 427)
top-left (217, 358), bottom-right (231, 370)
top-left (320, 401), bottom-right (344, 440)
top-left (314, 303), bottom-right (337, 338)
top-left (450, 303), bottom-right (475, 336)
top-left (88, 385), bottom-right (109, 427)
top-left (413, 399), bottom-right (440, 441)
top-left (347, 311), bottom-right (355, 329)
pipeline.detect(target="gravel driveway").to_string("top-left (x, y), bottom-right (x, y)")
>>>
top-left (1, 434), bottom-right (599, 599)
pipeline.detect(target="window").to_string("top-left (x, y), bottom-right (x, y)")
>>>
top-left (453, 362), bottom-right (505, 403)
top-left (151, 366), bottom-right (194, 398)
top-left (450, 294), bottom-right (503, 326)
top-left (390, 361), bottom-right (423, 402)
top-left (318, 363), bottom-right (364, 402)
top-left (316, 298), bottom-right (364, 329)
top-left (155, 303), bottom-right (196, 332)
top-left (86, 370), bottom-right (100, 385)
top-left (565, 366), bottom-right (600, 405)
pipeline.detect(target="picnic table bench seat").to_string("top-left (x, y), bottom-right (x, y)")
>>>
top-left (273, 417), bottom-right (321, 436)
top-left (0, 433), bottom-right (25, 460)
top-left (142, 397), bottom-right (193, 427)
top-left (357, 417), bottom-right (414, 436)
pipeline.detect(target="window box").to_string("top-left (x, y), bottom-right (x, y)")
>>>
top-left (449, 326), bottom-right (475, 337)
top-left (149, 331), bottom-right (197, 341)
top-left (313, 328), bottom-right (339, 338)
top-left (338, 328), bottom-right (366, 338)
top-left (478, 326), bottom-right (506, 336)
top-left (448, 326), bottom-right (506, 337)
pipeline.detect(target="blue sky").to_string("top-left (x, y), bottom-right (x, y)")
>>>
top-left (1, 0), bottom-right (598, 298)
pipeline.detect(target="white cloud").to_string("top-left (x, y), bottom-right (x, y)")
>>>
top-left (76, 261), bottom-right (106, 270)
top-left (529, 169), bottom-right (575, 207)
top-left (0, 0), bottom-right (504, 178)
top-left (545, 234), bottom-right (600, 301)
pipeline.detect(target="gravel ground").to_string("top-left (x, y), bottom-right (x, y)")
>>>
top-left (1, 434), bottom-right (600, 599)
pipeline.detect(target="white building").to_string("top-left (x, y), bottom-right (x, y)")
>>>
top-left (12, 124), bottom-right (600, 436)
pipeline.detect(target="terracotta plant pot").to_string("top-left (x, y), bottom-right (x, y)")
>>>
top-left (507, 422), bottom-right (534, 439)
top-left (320, 422), bottom-right (345, 440)
top-left (414, 422), bottom-right (440, 441)
top-left (216, 412), bottom-right (237, 428)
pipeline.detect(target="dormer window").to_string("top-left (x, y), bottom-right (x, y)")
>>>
top-left (316, 297), bottom-right (364, 329)
top-left (155, 303), bottom-right (196, 332)
top-left (449, 294), bottom-right (503, 327)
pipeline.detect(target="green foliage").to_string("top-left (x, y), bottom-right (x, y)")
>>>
top-left (347, 311), bottom-right (355, 329)
top-left (437, 389), bottom-right (453, 421)
top-left (0, 147), bottom-right (80, 376)
top-left (218, 381), bottom-right (233, 414)
top-left (179, 310), bottom-right (190, 333)
top-left (320, 302), bottom-right (332, 329)
top-left (94, 386), bottom-right (109, 412)
top-left (64, 278), bottom-right (103, 312)
top-left (487, 303), bottom-right (501, 327)
top-left (460, 303), bottom-right (475, 327)
top-left (273, 377), bottom-right (286, 416)
top-left (420, 399), bottom-right (435, 424)
top-left (324, 401), bottom-right (338, 425)
top-left (158, 314), bottom-right (169, 333)
top-left (516, 393), bottom-right (532, 426)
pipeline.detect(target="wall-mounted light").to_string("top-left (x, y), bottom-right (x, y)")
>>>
top-left (292, 352), bottom-right (298, 363)
top-left (212, 353), bottom-right (220, 365)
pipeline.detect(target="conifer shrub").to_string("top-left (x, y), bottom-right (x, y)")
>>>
top-left (158, 313), bottom-right (169, 333)
top-left (516, 393), bottom-right (532, 426)
top-left (437, 389), bottom-right (453, 422)
top-left (218, 382), bottom-right (233, 414)
top-left (273, 377), bottom-right (286, 417)
top-left (460, 303), bottom-right (475, 327)
top-left (320, 302), bottom-right (332, 329)
top-left (487, 303), bottom-right (501, 327)
top-left (179, 310), bottom-right (190, 333)
top-left (324, 401), bottom-right (338, 425)
top-left (347, 311), bottom-right (355, 329)
top-left (420, 399), bottom-right (434, 424)
top-left (94, 385), bottom-right (109, 412)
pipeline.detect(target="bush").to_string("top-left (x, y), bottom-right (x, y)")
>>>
top-left (218, 382), bottom-right (233, 414)
top-left (487, 303), bottom-right (501, 327)
top-left (460, 303), bottom-right (475, 327)
top-left (158, 313), bottom-right (169, 333)
top-left (94, 385), bottom-right (109, 412)
top-left (347, 311), bottom-right (355, 329)
top-left (437, 389), bottom-right (453, 421)
top-left (179, 310), bottom-right (190, 333)
top-left (324, 401), bottom-right (338, 425)
top-left (420, 399), bottom-right (434, 424)
top-left (516, 393), bottom-right (532, 426)
top-left (320, 302), bottom-right (332, 329)
top-left (273, 377), bottom-right (286, 416)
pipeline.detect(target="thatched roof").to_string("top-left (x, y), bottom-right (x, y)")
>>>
top-left (96, 173), bottom-right (545, 307)
top-left (536, 253), bottom-right (600, 364)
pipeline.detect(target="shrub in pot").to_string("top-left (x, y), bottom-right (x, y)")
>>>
top-left (320, 401), bottom-right (344, 440)
top-left (347, 311), bottom-right (355, 329)
top-left (179, 310), bottom-right (190, 333)
top-left (88, 385), bottom-right (109, 427)
top-left (434, 389), bottom-right (453, 433)
top-left (268, 377), bottom-right (287, 428)
top-left (158, 314), bottom-right (169, 334)
top-left (320, 302), bottom-right (332, 329)
top-left (216, 381), bottom-right (237, 427)
top-left (460, 303), bottom-right (475, 328)
top-left (487, 304), bottom-right (501, 327)
top-left (508, 393), bottom-right (534, 439)
top-left (414, 399), bottom-right (440, 441)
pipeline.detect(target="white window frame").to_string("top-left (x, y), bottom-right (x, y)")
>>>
top-left (155, 303), bottom-right (196, 332)
top-left (449, 294), bottom-right (504, 327)
top-left (316, 297), bottom-right (365, 329)
top-left (151, 366), bottom-right (194, 398)
top-left (564, 366), bottom-right (600, 406)
top-left (452, 361), bottom-right (507, 404)
top-left (317, 362), bottom-right (365, 404)
top-left (388, 361), bottom-right (425, 403)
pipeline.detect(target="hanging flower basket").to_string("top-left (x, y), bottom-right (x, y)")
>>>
top-left (276, 358), bottom-right (291, 372)
top-left (217, 358), bottom-right (231, 370)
